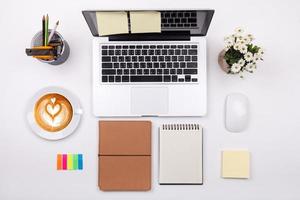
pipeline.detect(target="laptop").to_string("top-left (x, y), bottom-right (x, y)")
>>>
top-left (82, 9), bottom-right (214, 117)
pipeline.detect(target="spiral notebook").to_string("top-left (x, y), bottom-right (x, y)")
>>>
top-left (159, 124), bottom-right (203, 184)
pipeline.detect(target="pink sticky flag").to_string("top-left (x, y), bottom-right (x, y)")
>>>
top-left (62, 154), bottom-right (67, 170)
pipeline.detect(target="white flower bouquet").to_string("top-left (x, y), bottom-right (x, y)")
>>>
top-left (220, 28), bottom-right (264, 77)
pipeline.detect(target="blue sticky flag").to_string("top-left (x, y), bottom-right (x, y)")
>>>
top-left (78, 154), bottom-right (83, 170)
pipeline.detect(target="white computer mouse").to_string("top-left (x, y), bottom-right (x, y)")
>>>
top-left (225, 93), bottom-right (249, 132)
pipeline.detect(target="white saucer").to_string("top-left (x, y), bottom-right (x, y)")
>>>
top-left (26, 87), bottom-right (83, 140)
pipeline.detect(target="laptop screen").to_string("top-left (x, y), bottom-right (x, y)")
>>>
top-left (82, 10), bottom-right (214, 37)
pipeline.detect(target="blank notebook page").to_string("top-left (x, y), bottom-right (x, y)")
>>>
top-left (159, 124), bottom-right (203, 184)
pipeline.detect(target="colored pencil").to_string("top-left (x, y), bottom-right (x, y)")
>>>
top-left (48, 20), bottom-right (59, 43)
top-left (45, 14), bottom-right (49, 45)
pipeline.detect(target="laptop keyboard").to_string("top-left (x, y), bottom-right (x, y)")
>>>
top-left (161, 11), bottom-right (198, 28)
top-left (100, 44), bottom-right (199, 83)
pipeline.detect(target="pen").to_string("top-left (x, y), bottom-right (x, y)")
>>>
top-left (42, 15), bottom-right (45, 46)
top-left (48, 21), bottom-right (59, 43)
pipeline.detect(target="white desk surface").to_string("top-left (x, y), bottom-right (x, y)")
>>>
top-left (1, 0), bottom-right (300, 199)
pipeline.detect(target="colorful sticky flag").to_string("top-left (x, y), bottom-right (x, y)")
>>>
top-left (57, 154), bottom-right (83, 171)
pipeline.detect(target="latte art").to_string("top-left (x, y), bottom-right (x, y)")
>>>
top-left (34, 93), bottom-right (73, 132)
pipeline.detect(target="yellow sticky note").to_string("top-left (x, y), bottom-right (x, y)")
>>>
top-left (67, 154), bottom-right (73, 170)
top-left (130, 11), bottom-right (161, 33)
top-left (222, 150), bottom-right (250, 179)
top-left (96, 12), bottom-right (129, 36)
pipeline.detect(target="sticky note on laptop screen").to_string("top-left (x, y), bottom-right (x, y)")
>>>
top-left (130, 11), bottom-right (161, 34)
top-left (96, 12), bottom-right (129, 36)
top-left (222, 150), bottom-right (250, 179)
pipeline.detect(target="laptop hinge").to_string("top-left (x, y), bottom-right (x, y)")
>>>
top-left (108, 32), bottom-right (190, 41)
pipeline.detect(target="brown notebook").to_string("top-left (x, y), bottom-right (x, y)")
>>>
top-left (99, 121), bottom-right (151, 191)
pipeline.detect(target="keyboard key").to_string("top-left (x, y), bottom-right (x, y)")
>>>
top-left (122, 50), bottom-right (128, 55)
top-left (165, 56), bottom-right (171, 61)
top-left (191, 45), bottom-right (197, 48)
top-left (138, 56), bottom-right (144, 62)
top-left (109, 50), bottom-right (114, 55)
top-left (185, 75), bottom-right (191, 82)
top-left (115, 76), bottom-right (121, 82)
top-left (150, 45), bottom-right (156, 49)
top-left (192, 56), bottom-right (197, 61)
top-left (173, 63), bottom-right (179, 68)
top-left (159, 56), bottom-right (164, 61)
top-left (118, 56), bottom-right (124, 62)
top-left (162, 50), bottom-right (168, 55)
top-left (185, 56), bottom-right (191, 61)
top-left (178, 56), bottom-right (184, 61)
top-left (180, 62), bottom-right (186, 68)
top-left (168, 49), bottom-right (174, 55)
top-left (115, 50), bottom-right (121, 55)
top-left (184, 69), bottom-right (197, 74)
top-left (102, 50), bottom-right (108, 55)
top-left (124, 69), bottom-right (129, 74)
top-left (157, 69), bottom-right (162, 74)
top-left (188, 49), bottom-right (197, 55)
top-left (160, 63), bottom-right (166, 68)
top-left (131, 76), bottom-right (162, 82)
top-left (109, 76), bottom-right (114, 82)
top-left (188, 18), bottom-right (197, 23)
top-left (170, 69), bottom-right (176, 74)
top-left (177, 69), bottom-right (183, 74)
top-left (187, 62), bottom-right (197, 68)
top-left (152, 56), bottom-right (158, 62)
top-left (116, 45), bottom-right (122, 49)
top-left (102, 63), bottom-right (113, 68)
top-left (144, 69), bottom-right (150, 74)
top-left (127, 63), bottom-right (132, 68)
top-left (155, 50), bottom-right (161, 55)
top-left (140, 63), bottom-right (146, 68)
top-left (142, 50), bottom-right (148, 55)
top-left (136, 45), bottom-right (142, 49)
top-left (167, 62), bottom-right (172, 68)
top-left (125, 56), bottom-right (131, 62)
top-left (109, 46), bottom-right (115, 49)
top-left (163, 69), bottom-right (169, 74)
top-left (120, 63), bottom-right (126, 68)
top-left (145, 56), bottom-right (151, 62)
top-left (102, 46), bottom-right (108, 49)
top-left (172, 56), bottom-right (177, 61)
top-left (143, 45), bottom-right (150, 49)
top-left (102, 56), bottom-right (111, 62)
top-left (172, 75), bottom-right (178, 82)
top-left (102, 76), bottom-right (108, 82)
top-left (147, 63), bottom-right (152, 68)
top-left (157, 45), bottom-right (163, 49)
top-left (154, 62), bottom-right (159, 68)
top-left (192, 78), bottom-right (198, 82)
top-left (132, 56), bottom-right (138, 62)
top-left (112, 56), bottom-right (118, 62)
top-left (130, 69), bottom-right (136, 75)
top-left (149, 50), bottom-right (154, 55)
top-left (179, 78), bottom-right (184, 82)
top-left (123, 45), bottom-right (129, 49)
top-left (113, 63), bottom-right (119, 68)
top-left (175, 49), bottom-right (181, 55)
top-left (150, 69), bottom-right (156, 74)
top-left (129, 45), bottom-right (135, 49)
top-left (102, 69), bottom-right (116, 75)
top-left (117, 69), bottom-right (122, 75)
top-left (129, 50), bottom-right (134, 55)
top-left (135, 50), bottom-right (141, 55)
top-left (137, 69), bottom-right (143, 74)
top-left (164, 75), bottom-right (171, 82)
top-left (122, 76), bottom-right (129, 82)
top-left (182, 49), bottom-right (188, 55)
top-left (133, 63), bottom-right (139, 68)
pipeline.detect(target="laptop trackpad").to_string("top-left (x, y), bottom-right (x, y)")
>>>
top-left (131, 87), bottom-right (169, 115)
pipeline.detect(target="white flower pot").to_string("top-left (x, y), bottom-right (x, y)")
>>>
top-left (218, 50), bottom-right (230, 73)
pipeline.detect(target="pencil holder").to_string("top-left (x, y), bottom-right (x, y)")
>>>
top-left (31, 30), bottom-right (70, 65)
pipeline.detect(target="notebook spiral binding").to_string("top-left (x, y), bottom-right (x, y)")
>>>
top-left (161, 124), bottom-right (201, 131)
